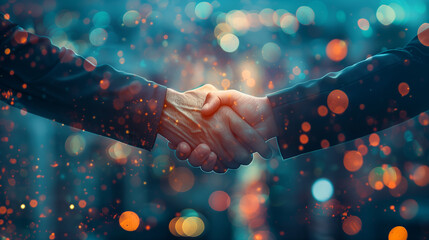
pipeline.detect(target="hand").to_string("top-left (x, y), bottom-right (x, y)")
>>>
top-left (175, 89), bottom-right (278, 171)
top-left (158, 85), bottom-right (272, 173)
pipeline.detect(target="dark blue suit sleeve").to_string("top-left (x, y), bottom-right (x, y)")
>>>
top-left (268, 30), bottom-right (429, 159)
top-left (0, 14), bottom-right (166, 150)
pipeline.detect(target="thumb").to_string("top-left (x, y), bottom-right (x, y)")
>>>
top-left (201, 92), bottom-right (221, 116)
top-left (201, 91), bottom-right (236, 116)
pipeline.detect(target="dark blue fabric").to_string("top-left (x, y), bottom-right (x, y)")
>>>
top-left (268, 31), bottom-right (429, 159)
top-left (0, 14), bottom-right (167, 150)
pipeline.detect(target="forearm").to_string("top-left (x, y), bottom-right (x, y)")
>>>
top-left (0, 14), bottom-right (166, 150)
top-left (269, 33), bottom-right (429, 159)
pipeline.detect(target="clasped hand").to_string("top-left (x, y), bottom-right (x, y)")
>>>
top-left (158, 84), bottom-right (277, 173)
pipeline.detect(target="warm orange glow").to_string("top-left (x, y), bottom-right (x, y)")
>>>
top-left (327, 90), bottom-right (349, 114)
top-left (14, 30), bottom-right (28, 44)
top-left (342, 215), bottom-right (362, 235)
top-left (301, 122), bottom-right (311, 132)
top-left (398, 82), bottom-right (410, 97)
top-left (169, 217), bottom-right (180, 236)
top-left (343, 151), bottom-right (363, 172)
top-left (84, 57), bottom-right (97, 72)
top-left (318, 105), bottom-right (328, 117)
top-left (417, 23), bottom-right (429, 46)
top-left (321, 139), bottom-right (330, 148)
top-left (326, 39), bottom-right (348, 62)
top-left (388, 226), bottom-right (408, 240)
top-left (0, 206), bottom-right (6, 215)
top-left (100, 79), bottom-right (110, 90)
top-left (383, 166), bottom-right (402, 189)
top-left (168, 167), bottom-right (195, 192)
top-left (119, 211), bottom-right (140, 231)
top-left (369, 133), bottom-right (380, 147)
top-left (4, 48), bottom-right (10, 55)
top-left (209, 191), bottom-right (231, 211)
top-left (78, 200), bottom-right (87, 208)
top-left (419, 112), bottom-right (429, 126)
top-left (299, 134), bottom-right (309, 144)
top-left (399, 199), bottom-right (418, 220)
top-left (221, 78), bottom-right (230, 89)
top-left (368, 167), bottom-right (385, 190)
top-left (239, 194), bottom-right (260, 217)
top-left (30, 199), bottom-right (38, 208)
top-left (413, 165), bottom-right (429, 187)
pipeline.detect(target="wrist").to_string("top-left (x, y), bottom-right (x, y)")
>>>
top-left (158, 88), bottom-right (200, 147)
top-left (261, 96), bottom-right (279, 140)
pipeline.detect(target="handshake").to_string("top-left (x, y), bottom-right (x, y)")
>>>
top-left (158, 84), bottom-right (278, 173)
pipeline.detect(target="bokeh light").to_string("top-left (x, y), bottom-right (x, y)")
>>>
top-left (123, 10), bottom-right (141, 27)
top-left (119, 211), bottom-right (140, 231)
top-left (311, 178), bottom-right (334, 202)
top-left (343, 151), bottom-right (363, 172)
top-left (376, 5), bottom-right (396, 26)
top-left (65, 134), bottom-right (86, 156)
top-left (261, 42), bottom-right (281, 62)
top-left (195, 2), bottom-right (213, 20)
top-left (296, 6), bottom-right (315, 25)
top-left (219, 33), bottom-right (239, 53)
top-left (388, 226), bottom-right (408, 240)
top-left (418, 23), bottom-right (429, 46)
top-left (400, 199), bottom-right (418, 220)
top-left (168, 167), bottom-right (195, 192)
top-left (209, 191), bottom-right (231, 211)
top-left (326, 39), bottom-right (348, 62)
top-left (327, 89), bottom-right (349, 114)
top-left (342, 215), bottom-right (362, 235)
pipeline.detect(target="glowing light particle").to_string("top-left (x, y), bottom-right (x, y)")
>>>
top-left (209, 191), bottom-right (231, 211)
top-left (182, 217), bottom-right (205, 237)
top-left (119, 211), bottom-right (140, 231)
top-left (377, 5), bottom-right (396, 26)
top-left (280, 13), bottom-right (299, 35)
top-left (398, 82), bottom-right (410, 97)
top-left (168, 167), bottom-right (195, 192)
top-left (388, 226), bottom-right (408, 240)
top-left (342, 215), bottom-right (362, 235)
top-left (20, 204), bottom-right (25, 209)
top-left (418, 112), bottom-right (429, 126)
top-left (89, 28), bottom-right (108, 46)
top-left (358, 18), bottom-right (370, 30)
top-left (78, 200), bottom-right (87, 208)
top-left (327, 90), bottom-right (349, 114)
top-left (65, 134), bottom-right (86, 156)
top-left (219, 33), bottom-right (239, 53)
top-left (418, 23), bottom-right (429, 46)
top-left (296, 6), bottom-right (315, 25)
top-left (30, 199), bottom-right (38, 208)
top-left (311, 178), bottom-right (334, 202)
top-left (318, 105), bottom-right (328, 117)
top-left (326, 39), bottom-right (347, 62)
top-left (343, 151), bottom-right (363, 172)
top-left (368, 167), bottom-right (385, 190)
top-left (194, 2), bottom-right (213, 20)
top-left (123, 10), bottom-right (141, 27)
top-left (261, 42), bottom-right (281, 62)
top-left (369, 133), bottom-right (380, 147)
top-left (69, 204), bottom-right (75, 210)
top-left (413, 165), bottom-right (429, 186)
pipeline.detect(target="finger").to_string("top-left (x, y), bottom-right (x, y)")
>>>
top-left (201, 152), bottom-right (217, 172)
top-left (201, 91), bottom-right (237, 116)
top-left (188, 144), bottom-right (211, 167)
top-left (219, 129), bottom-right (251, 168)
top-left (229, 114), bottom-right (273, 160)
top-left (175, 142), bottom-right (191, 160)
top-left (168, 142), bottom-right (177, 150)
top-left (213, 161), bottom-right (228, 174)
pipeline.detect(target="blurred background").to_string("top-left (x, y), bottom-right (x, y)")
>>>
top-left (1, 0), bottom-right (429, 239)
